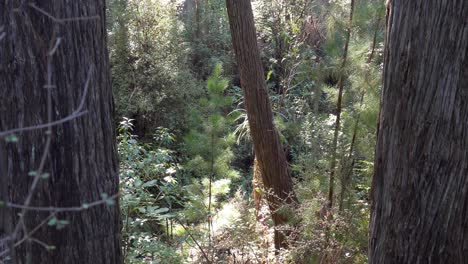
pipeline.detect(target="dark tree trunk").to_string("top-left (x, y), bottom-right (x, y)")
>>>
top-left (0, 1), bottom-right (122, 263)
top-left (226, 0), bottom-right (298, 250)
top-left (369, 1), bottom-right (468, 263)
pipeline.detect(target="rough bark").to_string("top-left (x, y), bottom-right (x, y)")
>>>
top-left (226, 0), bottom-right (298, 250)
top-left (0, 1), bottom-right (122, 263)
top-left (0, 141), bottom-right (13, 262)
top-left (369, 1), bottom-right (468, 263)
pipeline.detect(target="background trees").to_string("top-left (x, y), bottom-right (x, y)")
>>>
top-left (108, 0), bottom-right (385, 263)
top-left (0, 1), bottom-right (121, 263)
top-left (0, 0), bottom-right (398, 263)
top-left (107, 0), bottom-right (203, 137)
top-left (369, 1), bottom-right (468, 263)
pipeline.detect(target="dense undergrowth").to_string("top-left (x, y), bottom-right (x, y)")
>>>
top-left (108, 0), bottom-right (384, 263)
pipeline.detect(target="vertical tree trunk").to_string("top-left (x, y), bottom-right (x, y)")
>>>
top-left (339, 18), bottom-right (381, 212)
top-left (327, 0), bottom-right (355, 209)
top-left (0, 1), bottom-right (122, 263)
top-left (226, 0), bottom-right (298, 250)
top-left (369, 1), bottom-right (468, 263)
top-left (338, 92), bottom-right (364, 212)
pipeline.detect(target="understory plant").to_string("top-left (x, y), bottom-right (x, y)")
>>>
top-left (118, 117), bottom-right (182, 263)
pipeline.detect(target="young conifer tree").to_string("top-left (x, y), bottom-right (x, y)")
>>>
top-left (182, 65), bottom-right (239, 255)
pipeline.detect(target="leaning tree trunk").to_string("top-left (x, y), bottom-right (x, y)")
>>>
top-left (369, 1), bottom-right (468, 263)
top-left (226, 0), bottom-right (298, 250)
top-left (0, 1), bottom-right (122, 263)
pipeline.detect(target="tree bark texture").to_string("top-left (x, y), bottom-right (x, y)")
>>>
top-left (226, 0), bottom-right (298, 250)
top-left (0, 1), bottom-right (122, 263)
top-left (369, 1), bottom-right (468, 263)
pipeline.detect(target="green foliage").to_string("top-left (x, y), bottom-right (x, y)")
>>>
top-left (181, 0), bottom-right (234, 79)
top-left (108, 0), bottom-right (203, 137)
top-left (181, 65), bottom-right (239, 223)
top-left (118, 118), bottom-right (182, 263)
top-left (110, 0), bottom-right (385, 262)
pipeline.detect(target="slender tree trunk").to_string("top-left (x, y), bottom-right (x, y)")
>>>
top-left (226, 0), bottom-right (298, 250)
top-left (327, 0), bottom-right (355, 209)
top-left (367, 17), bottom-right (381, 64)
top-left (369, 1), bottom-right (468, 263)
top-left (0, 1), bottom-right (122, 263)
top-left (195, 0), bottom-right (201, 40)
top-left (208, 130), bottom-right (214, 256)
top-left (338, 17), bottom-right (381, 212)
top-left (338, 92), bottom-right (364, 212)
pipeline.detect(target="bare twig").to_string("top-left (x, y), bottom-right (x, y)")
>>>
top-left (28, 237), bottom-right (52, 251)
top-left (11, 40), bottom-right (57, 239)
top-left (47, 37), bottom-right (62, 56)
top-left (0, 112), bottom-right (88, 139)
top-left (0, 213), bottom-right (55, 258)
top-left (0, 190), bottom-right (118, 259)
top-left (29, 3), bottom-right (100, 25)
top-left (6, 194), bottom-right (119, 212)
top-left (0, 65), bottom-right (93, 139)
top-left (176, 220), bottom-right (211, 264)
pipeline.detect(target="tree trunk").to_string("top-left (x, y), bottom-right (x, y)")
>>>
top-left (0, 1), bottom-right (122, 263)
top-left (338, 92), bottom-right (364, 212)
top-left (226, 0), bottom-right (298, 250)
top-left (339, 18), bottom-right (381, 212)
top-left (369, 1), bottom-right (468, 263)
top-left (327, 0), bottom-right (355, 209)
top-left (0, 141), bottom-right (13, 262)
top-left (252, 157), bottom-right (262, 216)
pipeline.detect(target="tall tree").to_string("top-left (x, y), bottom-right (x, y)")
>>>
top-left (327, 0), bottom-right (355, 209)
top-left (0, 1), bottom-right (122, 263)
top-left (226, 0), bottom-right (298, 250)
top-left (369, 1), bottom-right (468, 262)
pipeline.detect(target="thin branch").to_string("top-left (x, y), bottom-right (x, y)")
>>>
top-left (28, 3), bottom-right (64, 24)
top-left (0, 213), bottom-right (55, 259)
top-left (175, 220), bottom-right (211, 264)
top-left (28, 3), bottom-right (100, 25)
top-left (0, 66), bottom-right (93, 138)
top-left (76, 66), bottom-right (93, 111)
top-left (0, 111), bottom-right (88, 138)
top-left (48, 37), bottom-right (62, 56)
top-left (6, 194), bottom-right (119, 212)
top-left (28, 237), bottom-right (52, 251)
top-left (11, 49), bottom-right (56, 239)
